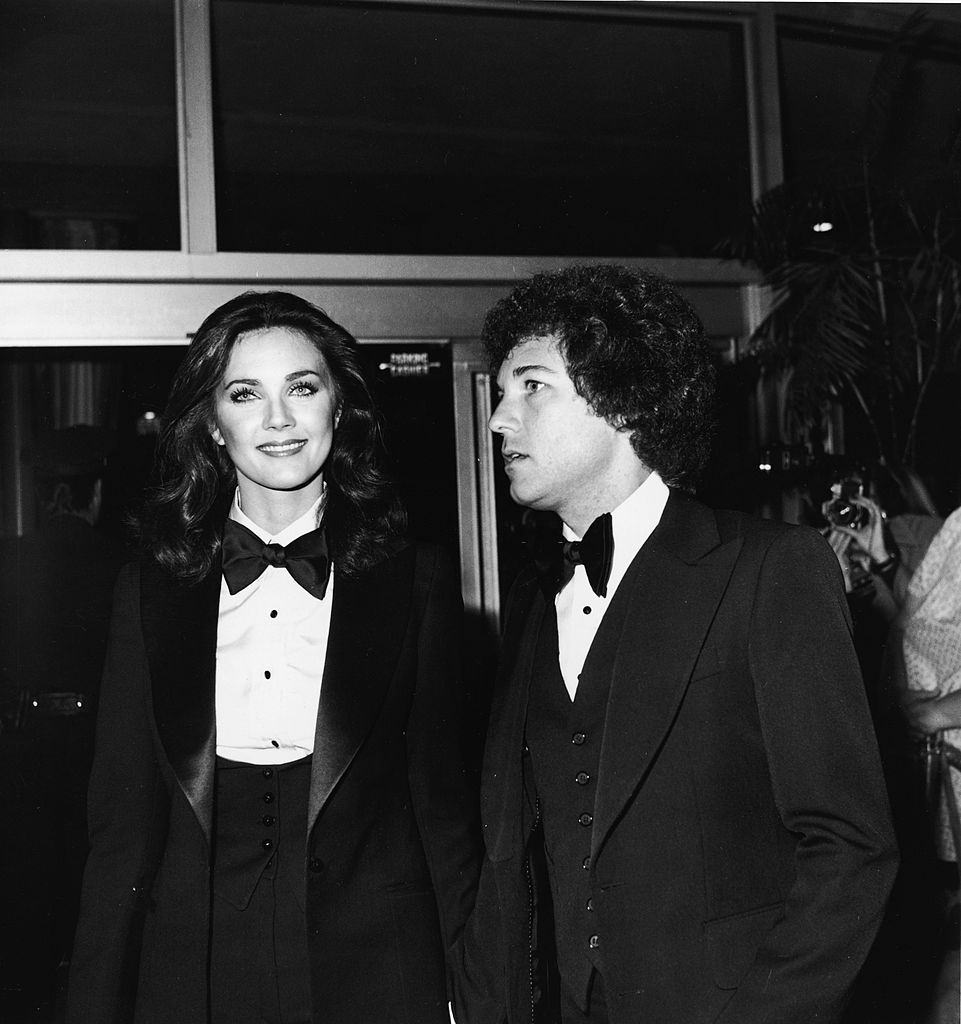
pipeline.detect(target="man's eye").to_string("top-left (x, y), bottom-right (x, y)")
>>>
top-left (524, 380), bottom-right (543, 393)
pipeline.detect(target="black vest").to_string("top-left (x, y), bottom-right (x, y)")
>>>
top-left (212, 754), bottom-right (311, 910)
top-left (525, 595), bottom-right (624, 1010)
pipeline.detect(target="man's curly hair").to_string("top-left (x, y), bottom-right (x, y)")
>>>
top-left (482, 263), bottom-right (716, 488)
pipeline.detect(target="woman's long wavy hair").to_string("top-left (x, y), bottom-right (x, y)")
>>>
top-left (140, 291), bottom-right (405, 583)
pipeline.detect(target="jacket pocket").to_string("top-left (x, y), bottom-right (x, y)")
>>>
top-left (703, 901), bottom-right (784, 989)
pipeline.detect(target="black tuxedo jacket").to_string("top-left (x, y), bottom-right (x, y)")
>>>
top-left (67, 540), bottom-right (482, 1024)
top-left (458, 493), bottom-right (898, 1024)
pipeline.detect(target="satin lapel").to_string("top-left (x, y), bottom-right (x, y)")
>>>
top-left (307, 549), bottom-right (411, 835)
top-left (590, 496), bottom-right (742, 862)
top-left (141, 560), bottom-right (220, 847)
top-left (484, 574), bottom-right (545, 862)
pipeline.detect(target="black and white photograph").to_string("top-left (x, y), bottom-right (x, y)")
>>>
top-left (1, 2), bottom-right (960, 1023)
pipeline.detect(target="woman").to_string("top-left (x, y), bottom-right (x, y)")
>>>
top-left (67, 291), bottom-right (481, 1024)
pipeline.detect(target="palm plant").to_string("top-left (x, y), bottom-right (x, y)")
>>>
top-left (722, 14), bottom-right (961, 471)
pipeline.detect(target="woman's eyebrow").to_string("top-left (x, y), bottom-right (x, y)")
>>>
top-left (222, 368), bottom-right (321, 388)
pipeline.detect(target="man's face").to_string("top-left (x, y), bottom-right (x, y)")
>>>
top-left (489, 334), bottom-right (639, 534)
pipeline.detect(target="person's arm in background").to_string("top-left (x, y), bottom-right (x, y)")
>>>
top-left (902, 690), bottom-right (961, 737)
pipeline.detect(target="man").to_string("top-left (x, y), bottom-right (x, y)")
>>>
top-left (457, 265), bottom-right (897, 1024)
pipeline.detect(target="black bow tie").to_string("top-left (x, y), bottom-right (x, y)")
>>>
top-left (222, 519), bottom-right (331, 599)
top-left (534, 512), bottom-right (615, 598)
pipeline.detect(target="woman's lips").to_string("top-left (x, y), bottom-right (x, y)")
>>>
top-left (257, 440), bottom-right (307, 456)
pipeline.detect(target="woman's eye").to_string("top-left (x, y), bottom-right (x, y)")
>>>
top-left (229, 387), bottom-right (257, 403)
top-left (290, 380), bottom-right (318, 396)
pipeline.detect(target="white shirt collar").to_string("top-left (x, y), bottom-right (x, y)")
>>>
top-left (228, 488), bottom-right (326, 547)
top-left (561, 470), bottom-right (669, 592)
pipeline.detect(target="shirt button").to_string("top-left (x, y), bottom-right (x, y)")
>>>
top-left (264, 670), bottom-right (271, 679)
top-left (262, 838), bottom-right (273, 851)
top-left (572, 732), bottom-right (587, 746)
top-left (270, 609), bottom-right (278, 618)
top-left (589, 934), bottom-right (599, 949)
top-left (575, 772), bottom-right (590, 786)
top-left (262, 768), bottom-right (274, 779)
top-left (262, 815), bottom-right (275, 827)
top-left (582, 606), bottom-right (592, 615)
top-left (263, 792), bottom-right (274, 803)
top-left (578, 813), bottom-right (593, 827)
top-left (308, 856), bottom-right (325, 874)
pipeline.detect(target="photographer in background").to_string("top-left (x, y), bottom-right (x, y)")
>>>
top-left (822, 470), bottom-right (902, 701)
top-left (822, 466), bottom-right (944, 696)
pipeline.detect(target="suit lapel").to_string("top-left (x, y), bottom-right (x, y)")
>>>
top-left (591, 494), bottom-right (742, 861)
top-left (141, 560), bottom-right (220, 847)
top-left (307, 546), bottom-right (413, 835)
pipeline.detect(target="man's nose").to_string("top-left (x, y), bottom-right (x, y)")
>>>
top-left (488, 396), bottom-right (514, 434)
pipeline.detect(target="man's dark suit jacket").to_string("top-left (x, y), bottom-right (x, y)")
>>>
top-left (459, 492), bottom-right (898, 1024)
top-left (67, 540), bottom-right (482, 1024)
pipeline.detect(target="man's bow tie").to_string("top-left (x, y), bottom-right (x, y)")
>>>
top-left (222, 519), bottom-right (331, 599)
top-left (534, 512), bottom-right (614, 598)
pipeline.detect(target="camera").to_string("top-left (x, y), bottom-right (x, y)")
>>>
top-left (824, 477), bottom-right (870, 530)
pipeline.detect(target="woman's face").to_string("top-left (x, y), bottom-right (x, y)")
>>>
top-left (210, 326), bottom-right (339, 515)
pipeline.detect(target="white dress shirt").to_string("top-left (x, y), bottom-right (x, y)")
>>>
top-left (555, 471), bottom-right (669, 700)
top-left (215, 493), bottom-right (333, 764)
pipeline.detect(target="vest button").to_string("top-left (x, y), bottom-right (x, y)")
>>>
top-left (578, 813), bottom-right (593, 827)
top-left (262, 815), bottom-right (275, 827)
top-left (582, 856), bottom-right (591, 870)
top-left (263, 792), bottom-right (275, 803)
top-left (589, 934), bottom-right (600, 949)
top-left (586, 898), bottom-right (594, 912)
top-left (571, 732), bottom-right (587, 746)
top-left (262, 838), bottom-right (273, 851)
top-left (308, 857), bottom-right (325, 874)
top-left (575, 772), bottom-right (590, 785)
top-left (262, 768), bottom-right (274, 779)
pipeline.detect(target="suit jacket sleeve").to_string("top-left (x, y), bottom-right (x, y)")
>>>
top-left (67, 562), bottom-right (170, 1024)
top-left (717, 526), bottom-right (898, 1024)
top-left (404, 545), bottom-right (485, 992)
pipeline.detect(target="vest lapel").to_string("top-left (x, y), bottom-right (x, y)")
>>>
top-left (590, 496), bottom-right (742, 862)
top-left (306, 546), bottom-right (413, 836)
top-left (141, 560), bottom-right (220, 848)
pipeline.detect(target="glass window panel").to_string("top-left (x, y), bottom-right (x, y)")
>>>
top-left (211, 1), bottom-right (751, 256)
top-left (779, 19), bottom-right (961, 182)
top-left (0, 0), bottom-right (179, 249)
